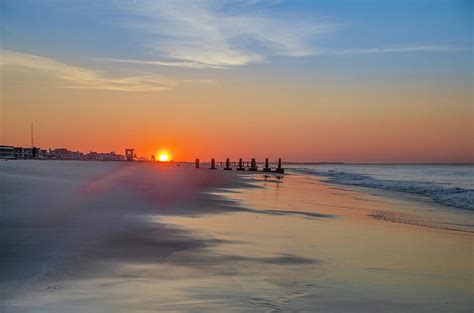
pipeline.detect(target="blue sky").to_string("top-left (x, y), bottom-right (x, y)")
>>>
top-left (1, 0), bottom-right (472, 87)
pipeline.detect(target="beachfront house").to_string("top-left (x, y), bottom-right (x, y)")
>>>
top-left (49, 148), bottom-right (84, 160)
top-left (0, 145), bottom-right (15, 159)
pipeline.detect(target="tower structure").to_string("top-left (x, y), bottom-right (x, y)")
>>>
top-left (31, 122), bottom-right (34, 148)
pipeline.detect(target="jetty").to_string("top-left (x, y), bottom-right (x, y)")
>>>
top-left (195, 157), bottom-right (285, 174)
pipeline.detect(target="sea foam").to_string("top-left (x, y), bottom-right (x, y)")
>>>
top-left (291, 168), bottom-right (474, 211)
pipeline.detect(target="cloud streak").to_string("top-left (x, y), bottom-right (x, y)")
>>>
top-left (0, 50), bottom-right (212, 92)
top-left (99, 57), bottom-right (229, 69)
top-left (107, 2), bottom-right (468, 69)
top-left (323, 44), bottom-right (469, 56)
top-left (102, 43), bottom-right (469, 69)
top-left (114, 0), bottom-right (338, 68)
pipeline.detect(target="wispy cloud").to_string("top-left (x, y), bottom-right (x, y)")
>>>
top-left (113, 0), bottom-right (338, 68)
top-left (323, 44), bottom-right (469, 56)
top-left (0, 50), bottom-right (212, 92)
top-left (100, 57), bottom-right (229, 69)
top-left (105, 2), bottom-right (468, 69)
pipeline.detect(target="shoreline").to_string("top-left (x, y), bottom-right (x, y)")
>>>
top-left (229, 171), bottom-right (474, 234)
top-left (301, 174), bottom-right (474, 234)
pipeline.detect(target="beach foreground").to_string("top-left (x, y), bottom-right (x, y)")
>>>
top-left (0, 161), bottom-right (472, 312)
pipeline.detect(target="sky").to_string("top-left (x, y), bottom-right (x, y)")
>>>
top-left (1, 0), bottom-right (472, 162)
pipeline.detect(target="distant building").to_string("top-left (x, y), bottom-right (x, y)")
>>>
top-left (1, 145), bottom-right (125, 161)
top-left (21, 147), bottom-right (38, 158)
top-left (39, 149), bottom-right (48, 159)
top-left (49, 148), bottom-right (84, 160)
top-left (13, 147), bottom-right (24, 158)
top-left (98, 152), bottom-right (125, 161)
top-left (0, 145), bottom-right (15, 159)
top-left (86, 151), bottom-right (125, 161)
top-left (8, 146), bottom-right (43, 159)
top-left (125, 149), bottom-right (136, 161)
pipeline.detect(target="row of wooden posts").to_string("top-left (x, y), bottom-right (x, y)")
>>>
top-left (195, 158), bottom-right (284, 174)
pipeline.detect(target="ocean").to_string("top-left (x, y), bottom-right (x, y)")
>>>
top-left (288, 164), bottom-right (474, 232)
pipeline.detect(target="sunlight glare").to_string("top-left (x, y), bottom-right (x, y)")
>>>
top-left (159, 153), bottom-right (169, 162)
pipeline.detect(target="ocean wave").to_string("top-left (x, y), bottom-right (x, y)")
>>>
top-left (290, 168), bottom-right (474, 211)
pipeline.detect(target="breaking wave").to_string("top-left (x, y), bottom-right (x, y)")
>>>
top-left (291, 168), bottom-right (474, 211)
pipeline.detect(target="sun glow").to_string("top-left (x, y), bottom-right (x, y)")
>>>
top-left (158, 153), bottom-right (170, 162)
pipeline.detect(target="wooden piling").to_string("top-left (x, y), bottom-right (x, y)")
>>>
top-left (224, 158), bottom-right (232, 170)
top-left (249, 158), bottom-right (258, 171)
top-left (210, 158), bottom-right (216, 170)
top-left (195, 158), bottom-right (200, 168)
top-left (275, 158), bottom-right (284, 173)
top-left (263, 158), bottom-right (271, 172)
top-left (237, 158), bottom-right (244, 171)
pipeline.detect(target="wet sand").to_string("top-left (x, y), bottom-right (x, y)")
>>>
top-left (0, 161), bottom-right (472, 312)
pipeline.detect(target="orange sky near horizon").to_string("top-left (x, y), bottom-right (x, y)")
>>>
top-left (1, 68), bottom-right (472, 163)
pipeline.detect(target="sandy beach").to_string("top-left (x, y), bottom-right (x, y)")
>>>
top-left (2, 1), bottom-right (472, 312)
top-left (0, 160), bottom-right (472, 312)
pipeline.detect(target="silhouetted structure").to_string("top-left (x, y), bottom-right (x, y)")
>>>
top-left (87, 151), bottom-right (125, 161)
top-left (224, 158), bottom-right (232, 170)
top-left (49, 148), bottom-right (83, 160)
top-left (276, 158), bottom-right (284, 173)
top-left (125, 149), bottom-right (136, 161)
top-left (249, 158), bottom-right (258, 171)
top-left (31, 123), bottom-right (34, 148)
top-left (0, 146), bottom-right (15, 159)
top-left (263, 158), bottom-right (271, 172)
top-left (195, 158), bottom-right (200, 168)
top-left (151, 155), bottom-right (155, 161)
top-left (237, 158), bottom-right (244, 171)
top-left (210, 158), bottom-right (216, 170)
top-left (1, 145), bottom-right (125, 160)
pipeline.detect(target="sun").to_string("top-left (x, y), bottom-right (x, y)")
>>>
top-left (158, 153), bottom-right (169, 162)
